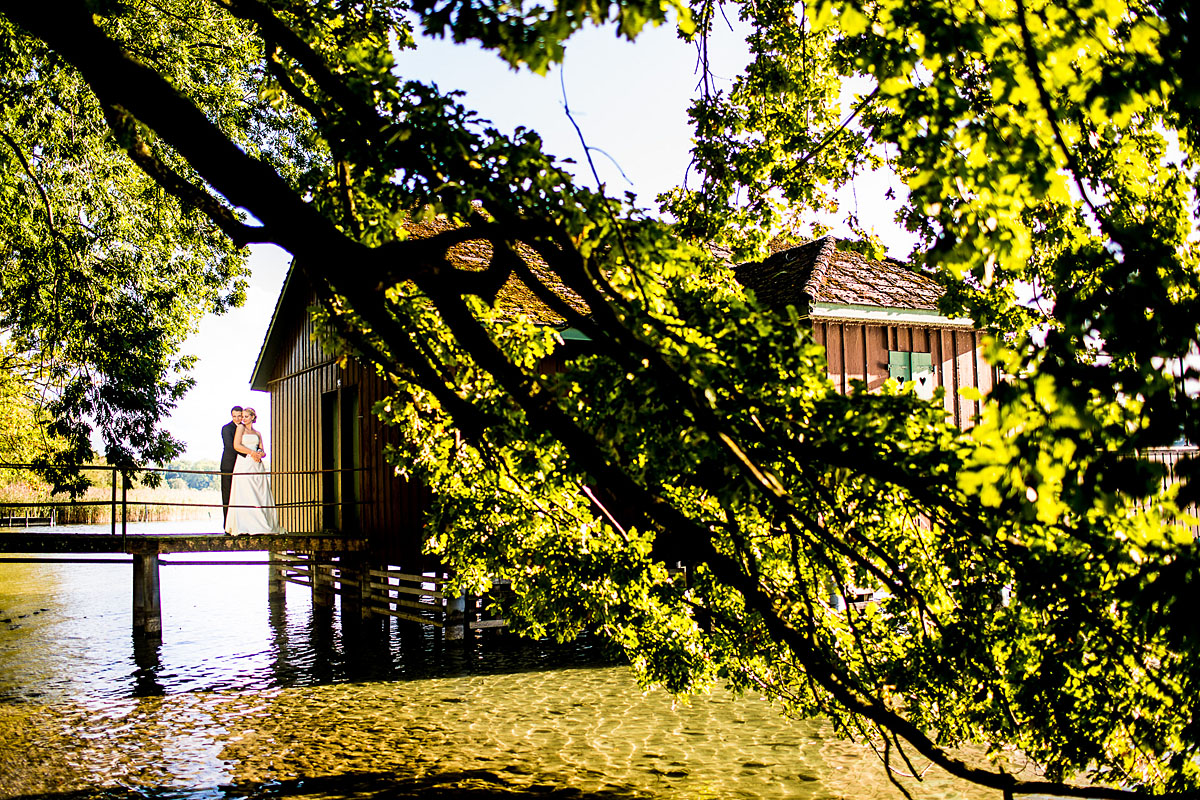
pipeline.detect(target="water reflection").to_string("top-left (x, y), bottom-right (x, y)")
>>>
top-left (131, 638), bottom-right (165, 698)
top-left (0, 525), bottom-right (1002, 800)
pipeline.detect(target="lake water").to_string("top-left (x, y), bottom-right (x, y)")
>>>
top-left (0, 522), bottom-right (1001, 800)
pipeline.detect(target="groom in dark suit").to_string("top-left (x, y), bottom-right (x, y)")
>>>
top-left (220, 405), bottom-right (244, 524)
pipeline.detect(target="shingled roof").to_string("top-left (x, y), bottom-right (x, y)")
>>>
top-left (250, 217), bottom-right (591, 390)
top-left (734, 236), bottom-right (945, 313)
top-left (405, 217), bottom-right (590, 325)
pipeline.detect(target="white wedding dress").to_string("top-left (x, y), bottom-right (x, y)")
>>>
top-left (225, 432), bottom-right (285, 535)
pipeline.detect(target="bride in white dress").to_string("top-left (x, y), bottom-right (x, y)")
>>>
top-left (225, 407), bottom-right (285, 535)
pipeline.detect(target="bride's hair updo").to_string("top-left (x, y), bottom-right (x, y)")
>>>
top-left (243, 407), bottom-right (257, 422)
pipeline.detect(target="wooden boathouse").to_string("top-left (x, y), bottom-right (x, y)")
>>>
top-left (248, 221), bottom-right (589, 579)
top-left (733, 236), bottom-right (998, 426)
top-left (248, 263), bottom-right (429, 571)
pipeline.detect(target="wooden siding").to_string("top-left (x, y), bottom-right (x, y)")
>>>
top-left (813, 321), bottom-right (994, 429)
top-left (265, 296), bottom-right (429, 568)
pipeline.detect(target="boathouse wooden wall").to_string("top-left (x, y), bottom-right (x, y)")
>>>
top-left (262, 294), bottom-right (428, 568)
top-left (812, 320), bottom-right (996, 429)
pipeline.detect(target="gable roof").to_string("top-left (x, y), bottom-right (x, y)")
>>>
top-left (249, 261), bottom-right (310, 392)
top-left (734, 236), bottom-right (944, 312)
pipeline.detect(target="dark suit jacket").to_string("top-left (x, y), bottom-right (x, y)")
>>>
top-left (221, 420), bottom-right (239, 472)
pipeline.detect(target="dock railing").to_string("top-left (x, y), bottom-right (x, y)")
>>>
top-left (0, 462), bottom-right (368, 544)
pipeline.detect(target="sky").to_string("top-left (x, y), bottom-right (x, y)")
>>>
top-left (165, 18), bottom-right (912, 461)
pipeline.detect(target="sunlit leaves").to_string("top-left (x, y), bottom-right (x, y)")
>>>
top-left (0, 6), bottom-right (261, 481)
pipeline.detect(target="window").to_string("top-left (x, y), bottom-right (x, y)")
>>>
top-left (888, 351), bottom-right (933, 381)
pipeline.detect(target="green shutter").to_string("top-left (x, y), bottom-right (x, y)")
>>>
top-left (910, 352), bottom-right (933, 375)
top-left (888, 351), bottom-right (911, 381)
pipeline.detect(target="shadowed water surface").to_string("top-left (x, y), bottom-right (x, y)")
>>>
top-left (0, 522), bottom-right (1009, 800)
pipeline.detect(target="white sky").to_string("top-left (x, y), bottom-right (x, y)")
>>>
top-left (165, 19), bottom-right (911, 460)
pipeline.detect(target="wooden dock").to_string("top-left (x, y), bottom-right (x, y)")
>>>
top-left (0, 531), bottom-right (498, 641)
top-left (0, 460), bottom-right (507, 645)
top-left (0, 532), bottom-right (368, 640)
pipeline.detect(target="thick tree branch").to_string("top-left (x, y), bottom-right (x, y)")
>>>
top-left (264, 45), bottom-right (329, 123)
top-left (101, 104), bottom-right (265, 247)
top-left (404, 226), bottom-right (1172, 800)
top-left (1, 0), bottom-right (372, 273)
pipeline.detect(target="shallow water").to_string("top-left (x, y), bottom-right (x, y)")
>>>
top-left (0, 522), bottom-right (1003, 800)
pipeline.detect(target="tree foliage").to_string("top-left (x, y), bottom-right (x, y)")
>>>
top-left (160, 458), bottom-right (220, 491)
top-left (0, 0), bottom-right (1197, 796)
top-left (0, 0), bottom-right (316, 488)
top-left (0, 343), bottom-right (65, 480)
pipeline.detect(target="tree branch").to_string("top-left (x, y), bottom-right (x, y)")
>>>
top-left (101, 104), bottom-right (265, 247)
top-left (2, 0), bottom-right (371, 270)
top-left (0, 129), bottom-right (56, 232)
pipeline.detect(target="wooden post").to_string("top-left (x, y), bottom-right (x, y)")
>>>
top-left (267, 550), bottom-right (286, 601)
top-left (132, 553), bottom-right (162, 639)
top-left (445, 588), bottom-right (468, 641)
top-left (312, 556), bottom-right (335, 608)
top-left (338, 555), bottom-right (371, 621)
top-left (110, 466), bottom-right (117, 537)
top-left (121, 472), bottom-right (129, 550)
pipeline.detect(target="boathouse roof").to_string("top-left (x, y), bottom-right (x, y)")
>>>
top-left (249, 217), bottom-right (590, 390)
top-left (406, 217), bottom-right (590, 325)
top-left (733, 236), bottom-right (944, 312)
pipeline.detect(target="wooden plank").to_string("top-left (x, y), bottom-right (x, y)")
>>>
top-left (825, 323), bottom-right (845, 392)
top-left (469, 619), bottom-right (509, 629)
top-left (969, 330), bottom-right (982, 425)
top-left (366, 568), bottom-right (445, 584)
top-left (367, 579), bottom-right (445, 599)
top-left (367, 597), bottom-right (439, 613)
top-left (0, 533), bottom-right (366, 555)
top-left (937, 328), bottom-right (952, 419)
top-left (375, 596), bottom-right (441, 613)
top-left (865, 325), bottom-right (888, 391)
top-left (367, 604), bottom-right (445, 627)
top-left (950, 329), bottom-right (963, 427)
top-left (844, 324), bottom-right (865, 390)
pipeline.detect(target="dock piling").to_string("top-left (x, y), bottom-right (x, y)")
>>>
top-left (445, 589), bottom-right (468, 640)
top-left (132, 553), bottom-right (162, 639)
top-left (313, 558), bottom-right (335, 608)
top-left (338, 555), bottom-right (372, 621)
top-left (267, 550), bottom-right (286, 600)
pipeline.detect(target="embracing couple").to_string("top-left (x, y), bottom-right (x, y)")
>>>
top-left (220, 405), bottom-right (284, 535)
